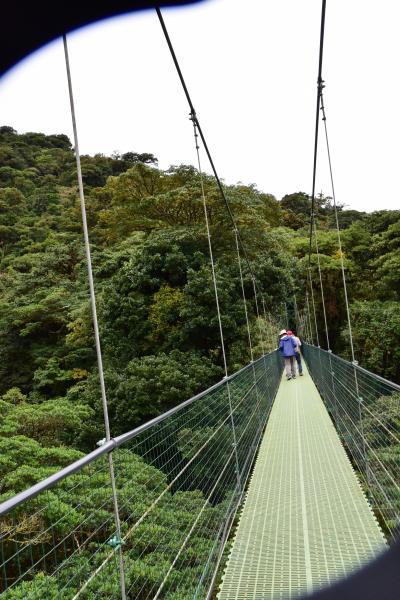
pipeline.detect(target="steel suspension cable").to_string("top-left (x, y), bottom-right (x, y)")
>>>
top-left (252, 278), bottom-right (266, 356)
top-left (319, 90), bottom-right (371, 493)
top-left (300, 307), bottom-right (307, 341)
top-left (303, 312), bottom-right (310, 342)
top-left (234, 228), bottom-right (254, 363)
top-left (308, 266), bottom-right (320, 346)
top-left (305, 0), bottom-right (371, 496)
top-left (308, 0), bottom-right (326, 272)
top-left (306, 0), bottom-right (326, 351)
top-left (305, 291), bottom-right (313, 344)
top-left (190, 115), bottom-right (241, 492)
top-left (62, 35), bottom-right (126, 600)
top-left (293, 294), bottom-right (299, 330)
top-left (155, 8), bottom-right (267, 312)
top-left (261, 298), bottom-right (275, 351)
top-left (320, 92), bottom-right (357, 363)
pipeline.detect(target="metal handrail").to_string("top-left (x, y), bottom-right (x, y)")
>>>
top-left (311, 344), bottom-right (400, 391)
top-left (0, 351), bottom-right (275, 518)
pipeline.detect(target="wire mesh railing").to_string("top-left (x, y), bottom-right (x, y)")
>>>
top-left (303, 343), bottom-right (400, 542)
top-left (0, 351), bottom-right (282, 599)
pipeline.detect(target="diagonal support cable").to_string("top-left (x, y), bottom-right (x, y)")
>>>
top-left (190, 114), bottom-right (241, 493)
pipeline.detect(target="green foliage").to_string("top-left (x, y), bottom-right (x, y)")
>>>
top-left (1, 449), bottom-right (228, 599)
top-left (1, 387), bottom-right (27, 404)
top-left (0, 394), bottom-right (94, 447)
top-left (0, 435), bottom-right (82, 495)
top-left (68, 351), bottom-right (222, 437)
top-left (341, 301), bottom-right (400, 381)
top-left (363, 392), bottom-right (400, 535)
top-left (2, 125), bottom-right (400, 597)
top-left (1, 573), bottom-right (65, 600)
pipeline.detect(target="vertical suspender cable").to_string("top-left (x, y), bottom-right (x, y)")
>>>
top-left (313, 220), bottom-right (331, 350)
top-left (234, 229), bottom-right (254, 363)
top-left (261, 297), bottom-right (275, 352)
top-left (253, 278), bottom-right (266, 356)
top-left (305, 305), bottom-right (311, 343)
top-left (293, 295), bottom-right (299, 332)
top-left (303, 312), bottom-right (309, 342)
top-left (308, 0), bottom-right (326, 384)
top-left (233, 227), bottom-right (265, 418)
top-left (308, 0), bottom-right (326, 266)
top-left (308, 0), bottom-right (370, 495)
top-left (308, 267), bottom-right (320, 346)
top-left (63, 35), bottom-right (126, 600)
top-left (156, 5), bottom-right (277, 491)
top-left (300, 306), bottom-right (307, 341)
top-left (190, 116), bottom-right (241, 492)
top-left (305, 291), bottom-right (314, 344)
top-left (307, 312), bottom-right (311, 342)
top-left (320, 91), bottom-right (371, 494)
top-left (320, 93), bottom-right (356, 363)
top-left (307, 0), bottom-right (326, 352)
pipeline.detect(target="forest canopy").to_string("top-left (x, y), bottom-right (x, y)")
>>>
top-left (1, 126), bottom-right (400, 598)
top-left (1, 125), bottom-right (400, 456)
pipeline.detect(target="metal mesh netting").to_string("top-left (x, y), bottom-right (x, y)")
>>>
top-left (0, 351), bottom-right (282, 599)
top-left (218, 361), bottom-right (386, 600)
top-left (303, 343), bottom-right (400, 541)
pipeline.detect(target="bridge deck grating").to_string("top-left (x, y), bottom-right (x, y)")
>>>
top-left (218, 361), bottom-right (386, 599)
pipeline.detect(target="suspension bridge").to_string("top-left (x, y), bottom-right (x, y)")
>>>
top-left (0, 345), bottom-right (398, 599)
top-left (1, 1), bottom-right (400, 599)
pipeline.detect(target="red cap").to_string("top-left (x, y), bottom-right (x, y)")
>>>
top-left (287, 330), bottom-right (293, 335)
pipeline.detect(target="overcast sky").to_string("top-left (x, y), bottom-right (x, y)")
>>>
top-left (0, 0), bottom-right (399, 212)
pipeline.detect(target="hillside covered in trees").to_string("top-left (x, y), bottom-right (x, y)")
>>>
top-left (0, 126), bottom-right (399, 417)
top-left (1, 125), bottom-right (400, 455)
top-left (1, 126), bottom-right (400, 597)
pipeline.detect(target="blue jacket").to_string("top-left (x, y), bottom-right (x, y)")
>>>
top-left (279, 335), bottom-right (297, 357)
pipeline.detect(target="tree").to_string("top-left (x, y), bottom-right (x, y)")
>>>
top-left (281, 192), bottom-right (311, 215)
top-left (0, 390), bottom-right (94, 447)
top-left (121, 151), bottom-right (158, 165)
top-left (341, 300), bottom-right (400, 382)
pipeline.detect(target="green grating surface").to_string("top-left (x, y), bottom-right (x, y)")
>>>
top-left (218, 362), bottom-right (387, 599)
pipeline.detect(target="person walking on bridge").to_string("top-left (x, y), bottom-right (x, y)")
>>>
top-left (287, 330), bottom-right (303, 376)
top-left (278, 329), bottom-right (297, 380)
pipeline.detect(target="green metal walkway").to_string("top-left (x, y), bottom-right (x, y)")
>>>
top-left (218, 363), bottom-right (387, 599)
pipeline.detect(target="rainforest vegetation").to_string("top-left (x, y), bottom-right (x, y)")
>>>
top-left (1, 126), bottom-right (399, 597)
